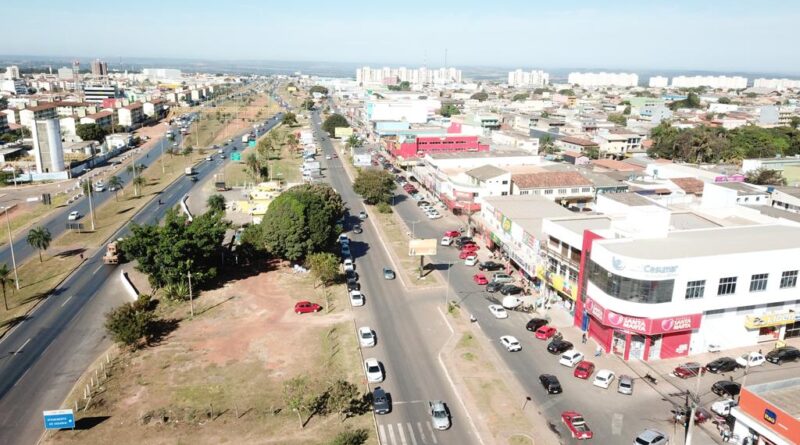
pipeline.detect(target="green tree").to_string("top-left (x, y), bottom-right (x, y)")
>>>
top-left (718, 97), bottom-right (732, 104)
top-left (131, 175), bottom-right (146, 197)
top-left (26, 226), bottom-right (52, 263)
top-left (470, 92), bottom-right (489, 101)
top-left (746, 168), bottom-right (787, 186)
top-left (585, 146), bottom-right (600, 160)
top-left (790, 116), bottom-right (800, 129)
top-left (75, 123), bottom-right (108, 142)
top-left (558, 89), bottom-right (575, 96)
top-left (0, 264), bottom-right (11, 311)
top-left (540, 135), bottom-right (556, 155)
top-left (353, 169), bottom-right (395, 205)
top-left (322, 114), bottom-right (349, 137)
top-left (302, 98), bottom-right (315, 110)
top-left (511, 93), bottom-right (529, 102)
top-left (282, 112), bottom-right (298, 126)
top-left (608, 113), bottom-right (627, 126)
top-left (669, 92), bottom-right (702, 110)
top-left (307, 252), bottom-right (340, 287)
top-left (104, 300), bottom-right (155, 349)
top-left (345, 134), bottom-right (362, 149)
top-left (326, 379), bottom-right (360, 421)
top-left (440, 104), bottom-right (460, 117)
top-left (283, 375), bottom-right (317, 429)
top-left (206, 194), bottom-right (226, 214)
top-left (328, 429), bottom-right (369, 445)
top-left (108, 175), bottom-right (123, 201)
top-left (245, 152), bottom-right (267, 181)
top-left (309, 85), bottom-right (329, 95)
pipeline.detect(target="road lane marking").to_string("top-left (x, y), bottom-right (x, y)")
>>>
top-left (388, 423), bottom-right (397, 444)
top-left (406, 423), bottom-right (418, 445)
top-left (427, 422), bottom-right (438, 444)
top-left (416, 422), bottom-right (426, 443)
top-left (379, 424), bottom-right (388, 445)
top-left (15, 338), bottom-right (31, 355)
top-left (93, 265), bottom-right (103, 274)
top-left (612, 412), bottom-right (623, 435)
top-left (392, 400), bottom-right (425, 405)
top-left (397, 423), bottom-right (408, 445)
top-left (61, 296), bottom-right (73, 307)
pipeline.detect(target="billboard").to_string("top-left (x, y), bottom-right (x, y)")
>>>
top-left (408, 239), bottom-right (437, 256)
top-left (334, 127), bottom-right (353, 138)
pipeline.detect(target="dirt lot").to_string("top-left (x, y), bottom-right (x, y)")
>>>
top-left (44, 263), bottom-right (375, 445)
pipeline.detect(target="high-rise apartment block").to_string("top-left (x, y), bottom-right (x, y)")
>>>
top-left (507, 69), bottom-right (550, 87)
top-left (356, 66), bottom-right (462, 85)
top-left (567, 72), bottom-right (639, 87)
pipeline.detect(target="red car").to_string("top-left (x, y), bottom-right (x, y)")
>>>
top-left (460, 244), bottom-right (480, 253)
top-left (672, 362), bottom-right (706, 379)
top-left (294, 301), bottom-right (322, 314)
top-left (561, 411), bottom-right (593, 440)
top-left (535, 326), bottom-right (557, 340)
top-left (444, 230), bottom-right (461, 238)
top-left (473, 273), bottom-right (488, 285)
top-left (573, 361), bottom-right (595, 379)
top-left (459, 250), bottom-right (477, 259)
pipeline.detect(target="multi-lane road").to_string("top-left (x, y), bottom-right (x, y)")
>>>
top-left (0, 110), bottom-right (283, 445)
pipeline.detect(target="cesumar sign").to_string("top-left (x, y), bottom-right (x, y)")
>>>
top-left (610, 257), bottom-right (678, 276)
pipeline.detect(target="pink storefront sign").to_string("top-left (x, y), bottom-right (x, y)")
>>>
top-left (584, 298), bottom-right (701, 335)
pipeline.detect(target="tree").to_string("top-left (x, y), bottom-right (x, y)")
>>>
top-left (245, 152), bottom-right (267, 181)
top-left (511, 93), bottom-right (529, 102)
top-left (75, 123), bottom-right (107, 142)
top-left (282, 112), bottom-right (298, 126)
top-left (345, 134), bottom-right (362, 149)
top-left (387, 81), bottom-right (411, 92)
top-left (108, 175), bottom-right (123, 201)
top-left (558, 89), bottom-right (575, 96)
top-left (132, 175), bottom-right (146, 197)
top-left (283, 375), bottom-right (317, 428)
top-left (328, 429), bottom-right (369, 445)
top-left (26, 226), bottom-right (52, 263)
top-left (746, 168), bottom-right (787, 186)
top-left (309, 85), bottom-right (329, 95)
top-left (440, 104), bottom-right (460, 117)
top-left (0, 264), bottom-right (11, 311)
top-left (206, 194), bottom-right (226, 214)
top-left (322, 114), bottom-right (349, 137)
top-left (326, 379), bottom-right (360, 421)
top-left (104, 300), bottom-right (154, 349)
top-left (470, 92), bottom-right (488, 101)
top-left (307, 252), bottom-right (340, 287)
top-left (302, 98), bottom-right (315, 110)
top-left (669, 92), bottom-right (702, 110)
top-left (790, 116), bottom-right (800, 129)
top-left (608, 113), bottom-right (627, 126)
top-left (540, 135), bottom-right (556, 155)
top-left (353, 170), bottom-right (395, 205)
top-left (718, 97), bottom-right (732, 104)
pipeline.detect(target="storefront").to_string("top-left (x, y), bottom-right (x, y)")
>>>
top-left (731, 379), bottom-right (800, 445)
top-left (745, 311), bottom-right (799, 342)
top-left (583, 297), bottom-right (702, 361)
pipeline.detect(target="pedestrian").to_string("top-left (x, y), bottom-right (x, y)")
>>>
top-left (594, 346), bottom-right (602, 357)
top-left (581, 333), bottom-right (587, 344)
top-left (79, 253), bottom-right (84, 260)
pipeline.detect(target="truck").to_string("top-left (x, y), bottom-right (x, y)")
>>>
top-left (103, 241), bottom-right (120, 265)
top-left (241, 134), bottom-right (250, 144)
top-left (185, 167), bottom-right (195, 176)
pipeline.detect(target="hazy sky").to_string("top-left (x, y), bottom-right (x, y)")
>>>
top-left (6, 0), bottom-right (800, 74)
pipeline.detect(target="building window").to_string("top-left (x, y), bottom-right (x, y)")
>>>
top-left (501, 192), bottom-right (508, 196)
top-left (571, 188), bottom-right (579, 193)
top-left (717, 277), bottom-right (737, 296)
top-left (685, 280), bottom-right (705, 300)
top-left (587, 260), bottom-right (674, 304)
top-left (544, 189), bottom-right (553, 195)
top-left (558, 188), bottom-right (567, 194)
top-left (502, 180), bottom-right (508, 185)
top-left (582, 187), bottom-right (591, 192)
top-left (749, 273), bottom-right (768, 292)
top-left (520, 190), bottom-right (529, 195)
top-left (780, 270), bottom-right (798, 289)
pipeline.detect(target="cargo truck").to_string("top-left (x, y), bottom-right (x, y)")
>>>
top-left (185, 167), bottom-right (195, 176)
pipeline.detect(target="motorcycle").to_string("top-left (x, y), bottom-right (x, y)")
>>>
top-left (643, 373), bottom-right (658, 385)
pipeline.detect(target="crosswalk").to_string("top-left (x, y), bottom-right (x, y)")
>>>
top-left (378, 421), bottom-right (440, 445)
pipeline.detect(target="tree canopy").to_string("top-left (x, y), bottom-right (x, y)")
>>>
top-left (511, 93), bottom-right (529, 102)
top-left (745, 168), bottom-right (787, 186)
top-left (76, 123), bottom-right (107, 142)
top-left (387, 81), bottom-right (411, 92)
top-left (440, 104), bottom-right (460, 117)
top-left (309, 85), bottom-right (329, 95)
top-left (282, 112), bottom-right (298, 126)
top-left (323, 114), bottom-right (349, 137)
top-left (353, 169), bottom-right (395, 205)
top-left (558, 89), bottom-right (575, 96)
top-left (669, 92), bottom-right (703, 110)
top-left (717, 97), bottom-right (732, 104)
top-left (470, 92), bottom-right (489, 102)
top-left (607, 113), bottom-right (627, 127)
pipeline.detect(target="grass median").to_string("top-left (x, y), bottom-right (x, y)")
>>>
top-left (0, 193), bottom-right (70, 248)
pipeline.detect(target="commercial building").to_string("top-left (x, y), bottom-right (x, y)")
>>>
top-left (507, 69), bottom-right (550, 87)
top-left (670, 75), bottom-right (748, 90)
top-left (731, 378), bottom-right (800, 445)
top-left (31, 119), bottom-right (65, 173)
top-left (511, 171), bottom-right (594, 206)
top-left (83, 85), bottom-right (117, 103)
top-left (91, 59), bottom-right (108, 76)
top-left (387, 133), bottom-right (489, 159)
top-left (566, 72), bottom-right (639, 88)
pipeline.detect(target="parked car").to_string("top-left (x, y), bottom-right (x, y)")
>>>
top-left (736, 352), bottom-right (766, 368)
top-left (383, 267), bottom-right (396, 280)
top-left (525, 318), bottom-right (549, 332)
top-left (459, 250), bottom-right (477, 260)
top-left (535, 326), bottom-right (557, 340)
top-left (346, 276), bottom-right (359, 291)
top-left (491, 273), bottom-right (513, 284)
top-left (473, 273), bottom-right (489, 285)
top-left (349, 290), bottom-right (365, 307)
top-left (338, 234), bottom-right (349, 243)
top-left (341, 244), bottom-right (351, 257)
top-left (488, 304), bottom-right (508, 319)
top-left (372, 387), bottom-right (390, 415)
top-left (358, 326), bottom-right (376, 347)
top-left (618, 375), bottom-right (634, 395)
top-left (426, 212), bottom-right (442, 220)
top-left (486, 281), bottom-right (504, 293)
top-left (592, 369), bottom-right (615, 389)
top-left (460, 244), bottom-right (480, 253)
top-left (500, 335), bottom-right (522, 352)
top-left (711, 380), bottom-right (741, 397)
top-left (705, 357), bottom-right (739, 374)
top-left (429, 400), bottom-right (450, 430)
top-left (672, 362), bottom-right (706, 379)
top-left (711, 399), bottom-right (737, 416)
top-left (539, 374), bottom-right (562, 394)
top-left (561, 411), bottom-right (593, 440)
top-left (441, 236), bottom-right (453, 246)
top-left (343, 258), bottom-right (354, 272)
top-left (444, 230), bottom-right (461, 238)
top-left (499, 284), bottom-right (523, 296)
top-left (358, 211), bottom-right (367, 220)
top-left (559, 350), bottom-right (585, 367)
top-left (417, 201), bottom-right (431, 207)
top-left (464, 255), bottom-right (479, 266)
top-left (454, 237), bottom-right (474, 248)
top-left (547, 339), bottom-right (573, 354)
top-left (294, 301), bottom-right (322, 314)
top-left (501, 296), bottom-right (523, 310)
top-left (766, 346), bottom-right (800, 365)
top-left (364, 358), bottom-right (384, 383)
top-left (573, 361), bottom-right (595, 379)
top-left (478, 261), bottom-right (504, 271)
top-left (352, 224), bottom-right (363, 234)
top-left (632, 429), bottom-right (669, 445)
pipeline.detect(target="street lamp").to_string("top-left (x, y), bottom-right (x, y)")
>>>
top-left (445, 261), bottom-right (453, 306)
top-left (3, 207), bottom-right (19, 290)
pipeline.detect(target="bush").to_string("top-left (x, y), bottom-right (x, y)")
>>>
top-left (376, 202), bottom-right (392, 214)
top-left (329, 428), bottom-right (369, 445)
top-left (104, 301), bottom-right (155, 349)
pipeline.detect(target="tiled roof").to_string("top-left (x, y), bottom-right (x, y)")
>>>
top-left (591, 159), bottom-right (643, 172)
top-left (559, 136), bottom-right (598, 147)
top-left (512, 171), bottom-right (592, 189)
top-left (670, 177), bottom-right (705, 195)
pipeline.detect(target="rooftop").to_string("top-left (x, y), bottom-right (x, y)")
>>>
top-left (482, 195), bottom-right (573, 238)
top-left (465, 165), bottom-right (508, 181)
top-left (746, 377), bottom-right (800, 419)
top-left (427, 150), bottom-right (533, 160)
top-left (773, 186), bottom-right (800, 199)
top-left (715, 182), bottom-right (767, 195)
top-left (512, 171), bottom-right (593, 189)
top-left (560, 136), bottom-right (598, 147)
top-left (670, 177), bottom-right (705, 195)
top-left (602, 192), bottom-right (656, 207)
top-left (591, 158), bottom-right (643, 172)
top-left (550, 216), bottom-right (613, 239)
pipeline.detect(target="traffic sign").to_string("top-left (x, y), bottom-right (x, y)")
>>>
top-left (248, 140), bottom-right (256, 148)
top-left (231, 152), bottom-right (241, 161)
top-left (43, 409), bottom-right (75, 430)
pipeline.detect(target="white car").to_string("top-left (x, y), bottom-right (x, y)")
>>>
top-left (67, 211), bottom-right (80, 221)
top-left (364, 358), bottom-right (384, 383)
top-left (358, 326), bottom-right (375, 347)
top-left (592, 369), bottom-right (615, 389)
top-left (343, 258), bottom-right (354, 272)
top-left (426, 211), bottom-right (442, 220)
top-left (499, 335), bottom-right (521, 352)
top-left (325, 155), bottom-right (332, 160)
top-left (559, 350), bottom-right (585, 367)
top-left (441, 236), bottom-right (452, 246)
top-left (488, 304), bottom-right (508, 319)
top-left (349, 290), bottom-right (365, 307)
top-left (736, 351), bottom-right (765, 368)
top-left (464, 255), bottom-right (479, 266)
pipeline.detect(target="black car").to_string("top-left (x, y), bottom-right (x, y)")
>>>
top-left (705, 357), bottom-right (739, 374)
top-left (454, 237), bottom-right (474, 248)
top-left (486, 281), bottom-right (504, 293)
top-left (478, 261), bottom-right (504, 271)
top-left (526, 318), bottom-right (549, 332)
top-left (711, 381), bottom-right (741, 397)
top-left (346, 270), bottom-right (358, 282)
top-left (346, 276), bottom-right (360, 291)
top-left (547, 339), bottom-right (573, 354)
top-left (539, 374), bottom-right (562, 394)
top-left (766, 346), bottom-right (800, 365)
top-left (373, 387), bottom-right (391, 414)
top-left (352, 224), bottom-right (363, 234)
top-left (500, 284), bottom-right (523, 296)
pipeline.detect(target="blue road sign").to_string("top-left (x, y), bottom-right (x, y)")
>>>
top-left (43, 409), bottom-right (75, 430)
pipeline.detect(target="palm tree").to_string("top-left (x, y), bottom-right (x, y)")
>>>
top-left (0, 264), bottom-right (11, 311)
top-left (107, 175), bottom-right (123, 201)
top-left (132, 175), bottom-right (146, 197)
top-left (26, 226), bottom-right (52, 263)
top-left (244, 153), bottom-right (263, 181)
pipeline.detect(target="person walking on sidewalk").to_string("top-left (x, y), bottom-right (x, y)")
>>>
top-left (581, 332), bottom-right (587, 344)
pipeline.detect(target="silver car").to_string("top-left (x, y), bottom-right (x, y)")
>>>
top-left (633, 429), bottom-right (669, 445)
top-left (429, 400), bottom-right (450, 430)
top-left (618, 374), bottom-right (634, 395)
top-left (491, 273), bottom-right (513, 284)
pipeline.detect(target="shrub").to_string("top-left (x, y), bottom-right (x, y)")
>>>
top-left (376, 202), bottom-right (392, 214)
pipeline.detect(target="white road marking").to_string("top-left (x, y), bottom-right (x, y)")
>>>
top-left (427, 422), bottom-right (438, 444)
top-left (15, 338), bottom-right (31, 355)
top-left (93, 265), bottom-right (103, 274)
top-left (392, 400), bottom-right (425, 405)
top-left (612, 412), bottom-right (624, 435)
top-left (407, 423), bottom-right (418, 445)
top-left (388, 423), bottom-right (397, 444)
top-left (379, 424), bottom-right (388, 445)
top-left (416, 422), bottom-right (427, 444)
top-left (61, 296), bottom-right (73, 307)
top-left (397, 423), bottom-right (408, 445)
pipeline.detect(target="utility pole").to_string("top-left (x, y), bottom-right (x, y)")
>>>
top-left (159, 137), bottom-right (165, 174)
top-left (445, 261), bottom-right (453, 306)
top-left (187, 268), bottom-right (194, 318)
top-left (87, 180), bottom-right (96, 231)
top-left (4, 207), bottom-right (19, 290)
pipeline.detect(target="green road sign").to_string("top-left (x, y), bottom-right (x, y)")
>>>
top-left (231, 152), bottom-right (241, 161)
top-left (248, 140), bottom-right (256, 148)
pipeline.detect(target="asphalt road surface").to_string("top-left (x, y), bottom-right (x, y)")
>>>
top-left (0, 112), bottom-right (283, 445)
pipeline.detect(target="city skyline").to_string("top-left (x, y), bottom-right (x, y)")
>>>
top-left (5, 0), bottom-right (800, 74)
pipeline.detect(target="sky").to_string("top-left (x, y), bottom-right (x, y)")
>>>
top-left (5, 0), bottom-right (800, 74)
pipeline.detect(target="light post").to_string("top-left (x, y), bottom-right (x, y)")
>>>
top-left (187, 262), bottom-right (194, 318)
top-left (445, 260), bottom-right (454, 306)
top-left (3, 207), bottom-right (19, 290)
top-left (87, 180), bottom-right (96, 231)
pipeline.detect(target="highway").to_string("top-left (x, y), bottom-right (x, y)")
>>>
top-left (312, 111), bottom-right (481, 445)
top-left (0, 109), bottom-right (283, 445)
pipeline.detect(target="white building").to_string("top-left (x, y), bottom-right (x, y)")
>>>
top-left (5, 66), bottom-right (20, 80)
top-left (670, 75), bottom-right (748, 90)
top-left (31, 119), bottom-right (65, 173)
top-left (57, 66), bottom-right (74, 80)
top-left (567, 72), bottom-right (639, 88)
top-left (83, 85), bottom-right (117, 103)
top-left (648, 76), bottom-right (669, 88)
top-left (753, 78), bottom-right (800, 90)
top-left (142, 68), bottom-right (182, 81)
top-left (507, 69), bottom-right (550, 87)
top-left (356, 66), bottom-right (462, 85)
top-left (1, 79), bottom-right (27, 95)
